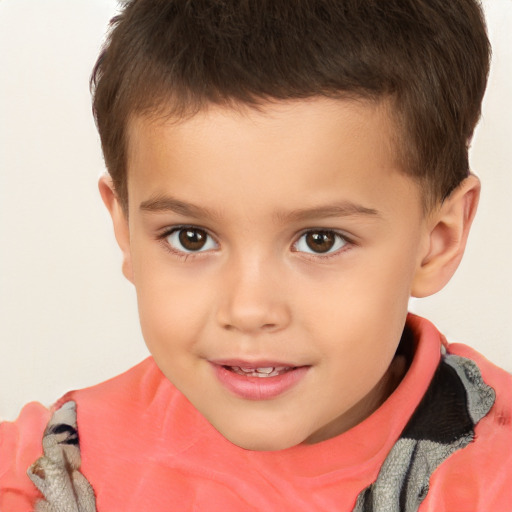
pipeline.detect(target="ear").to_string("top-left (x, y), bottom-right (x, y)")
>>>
top-left (98, 175), bottom-right (134, 283)
top-left (411, 174), bottom-right (480, 298)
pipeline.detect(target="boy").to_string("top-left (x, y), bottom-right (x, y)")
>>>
top-left (1, 0), bottom-right (511, 510)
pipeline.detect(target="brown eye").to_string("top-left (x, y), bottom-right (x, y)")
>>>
top-left (294, 230), bottom-right (347, 255)
top-left (166, 227), bottom-right (217, 253)
top-left (305, 231), bottom-right (335, 253)
top-left (179, 228), bottom-right (207, 251)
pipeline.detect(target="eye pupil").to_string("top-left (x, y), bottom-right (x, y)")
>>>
top-left (305, 231), bottom-right (335, 253)
top-left (179, 228), bottom-right (207, 251)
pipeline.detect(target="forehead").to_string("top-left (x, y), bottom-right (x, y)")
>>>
top-left (125, 97), bottom-right (421, 221)
top-left (126, 96), bottom-right (398, 161)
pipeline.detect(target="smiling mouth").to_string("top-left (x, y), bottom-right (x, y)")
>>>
top-left (213, 363), bottom-right (310, 400)
top-left (224, 366), bottom-right (295, 378)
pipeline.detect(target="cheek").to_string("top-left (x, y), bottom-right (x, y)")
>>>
top-left (300, 254), bottom-right (413, 320)
top-left (294, 239), bottom-right (418, 351)
top-left (355, 231), bottom-right (420, 303)
top-left (132, 256), bottom-right (214, 356)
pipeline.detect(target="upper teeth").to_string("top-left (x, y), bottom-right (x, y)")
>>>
top-left (245, 367), bottom-right (273, 374)
top-left (230, 366), bottom-right (289, 377)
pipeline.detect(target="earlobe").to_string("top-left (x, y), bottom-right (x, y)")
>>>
top-left (411, 174), bottom-right (480, 298)
top-left (98, 175), bottom-right (134, 284)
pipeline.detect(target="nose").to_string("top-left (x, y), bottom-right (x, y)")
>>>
top-left (216, 255), bottom-right (291, 334)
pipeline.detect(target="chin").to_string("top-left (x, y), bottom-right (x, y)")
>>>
top-left (221, 427), bottom-right (306, 452)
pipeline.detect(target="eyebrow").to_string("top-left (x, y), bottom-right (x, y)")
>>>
top-left (140, 196), bottom-right (222, 220)
top-left (140, 195), bottom-right (381, 222)
top-left (274, 202), bottom-right (381, 223)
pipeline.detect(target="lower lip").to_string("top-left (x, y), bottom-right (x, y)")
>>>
top-left (211, 364), bottom-right (310, 400)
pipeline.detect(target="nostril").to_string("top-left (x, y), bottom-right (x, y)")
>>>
top-left (220, 321), bottom-right (280, 333)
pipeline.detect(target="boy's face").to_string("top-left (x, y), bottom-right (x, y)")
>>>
top-left (118, 98), bottom-right (431, 450)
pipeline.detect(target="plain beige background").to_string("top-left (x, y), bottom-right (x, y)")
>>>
top-left (0, 0), bottom-right (511, 421)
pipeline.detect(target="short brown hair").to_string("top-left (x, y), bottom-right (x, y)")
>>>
top-left (91, 0), bottom-right (490, 210)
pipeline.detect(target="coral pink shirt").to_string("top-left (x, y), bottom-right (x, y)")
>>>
top-left (1, 315), bottom-right (511, 511)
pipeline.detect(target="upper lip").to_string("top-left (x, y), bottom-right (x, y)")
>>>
top-left (210, 359), bottom-right (304, 368)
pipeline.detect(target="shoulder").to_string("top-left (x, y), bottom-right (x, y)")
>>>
top-left (61, 356), bottom-right (168, 411)
top-left (421, 343), bottom-right (512, 511)
top-left (0, 402), bottom-right (50, 510)
top-left (445, 342), bottom-right (512, 442)
top-left (62, 356), bottom-right (173, 425)
top-left (0, 357), bottom-right (167, 510)
top-left (447, 341), bottom-right (512, 410)
top-left (57, 356), bottom-right (176, 459)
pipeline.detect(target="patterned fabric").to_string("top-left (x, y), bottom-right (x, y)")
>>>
top-left (27, 401), bottom-right (96, 512)
top-left (353, 354), bottom-right (496, 511)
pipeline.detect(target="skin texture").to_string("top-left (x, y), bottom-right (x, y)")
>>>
top-left (100, 97), bottom-right (480, 451)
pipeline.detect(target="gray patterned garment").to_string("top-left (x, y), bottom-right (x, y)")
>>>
top-left (27, 401), bottom-right (96, 512)
top-left (354, 355), bottom-right (495, 512)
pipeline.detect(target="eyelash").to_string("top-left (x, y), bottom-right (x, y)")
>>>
top-left (157, 225), bottom-right (354, 261)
